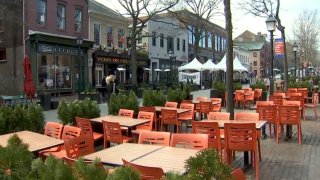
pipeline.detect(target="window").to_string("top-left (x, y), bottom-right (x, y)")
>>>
top-left (94, 23), bottom-right (101, 46)
top-left (37, 54), bottom-right (72, 89)
top-left (208, 33), bottom-right (213, 48)
top-left (118, 28), bottom-right (125, 48)
top-left (74, 9), bottom-right (82, 32)
top-left (253, 61), bottom-right (257, 66)
top-left (253, 51), bottom-right (257, 57)
top-left (106, 26), bottom-right (113, 47)
top-left (0, 48), bottom-right (6, 62)
top-left (182, 39), bottom-right (186, 52)
top-left (176, 38), bottom-right (180, 51)
top-left (152, 32), bottom-right (156, 46)
top-left (198, 32), bottom-right (205, 48)
top-left (137, 32), bottom-right (142, 44)
top-left (37, 0), bottom-right (46, 25)
top-left (160, 33), bottom-right (164, 48)
top-left (188, 26), bottom-right (194, 44)
top-left (167, 36), bottom-right (173, 52)
top-left (56, 4), bottom-right (66, 29)
top-left (215, 35), bottom-right (218, 51)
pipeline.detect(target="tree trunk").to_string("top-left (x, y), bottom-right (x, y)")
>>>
top-left (130, 35), bottom-right (138, 86)
top-left (224, 0), bottom-right (234, 119)
top-left (281, 30), bottom-right (288, 91)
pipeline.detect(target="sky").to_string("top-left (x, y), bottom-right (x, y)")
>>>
top-left (95, 0), bottom-right (320, 40)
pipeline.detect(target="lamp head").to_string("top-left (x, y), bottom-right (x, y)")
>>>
top-left (265, 16), bottom-right (277, 32)
top-left (293, 42), bottom-right (298, 52)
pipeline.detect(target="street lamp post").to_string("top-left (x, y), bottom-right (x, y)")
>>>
top-left (292, 42), bottom-right (298, 80)
top-left (76, 36), bottom-right (83, 93)
top-left (266, 16), bottom-right (277, 95)
top-left (168, 50), bottom-right (175, 83)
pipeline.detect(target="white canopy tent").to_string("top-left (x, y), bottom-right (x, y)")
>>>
top-left (178, 58), bottom-right (203, 71)
top-left (233, 56), bottom-right (248, 72)
top-left (215, 54), bottom-right (227, 71)
top-left (201, 59), bottom-right (217, 71)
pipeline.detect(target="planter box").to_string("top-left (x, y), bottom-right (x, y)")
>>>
top-left (39, 94), bottom-right (51, 111)
top-left (79, 93), bottom-right (101, 104)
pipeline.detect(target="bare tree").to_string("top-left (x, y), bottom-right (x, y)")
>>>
top-left (224, 0), bottom-right (234, 119)
top-left (240, 0), bottom-right (290, 91)
top-left (170, 0), bottom-right (222, 60)
top-left (117, 0), bottom-right (179, 86)
top-left (293, 9), bottom-right (320, 68)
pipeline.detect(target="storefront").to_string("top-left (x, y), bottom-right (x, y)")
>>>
top-left (28, 33), bottom-right (93, 95)
top-left (92, 50), bottom-right (150, 87)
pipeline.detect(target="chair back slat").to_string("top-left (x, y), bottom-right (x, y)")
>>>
top-left (192, 121), bottom-right (221, 150)
top-left (170, 133), bottom-right (208, 150)
top-left (208, 112), bottom-right (230, 120)
top-left (64, 134), bottom-right (94, 159)
top-left (118, 109), bottom-right (134, 118)
top-left (62, 125), bottom-right (82, 140)
top-left (136, 111), bottom-right (154, 131)
top-left (44, 122), bottom-right (63, 139)
top-left (138, 131), bottom-right (171, 146)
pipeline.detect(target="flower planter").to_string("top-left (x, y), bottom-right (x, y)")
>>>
top-left (78, 93), bottom-right (101, 104)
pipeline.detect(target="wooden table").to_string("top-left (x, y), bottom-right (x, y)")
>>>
top-left (154, 106), bottom-right (190, 114)
top-left (84, 143), bottom-right (198, 174)
top-left (91, 115), bottom-right (150, 136)
top-left (0, 131), bottom-right (64, 152)
top-left (202, 119), bottom-right (267, 130)
top-left (132, 146), bottom-right (198, 174)
top-left (84, 143), bottom-right (164, 166)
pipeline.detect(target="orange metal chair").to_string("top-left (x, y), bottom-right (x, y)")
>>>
top-left (178, 103), bottom-right (194, 131)
top-left (132, 111), bottom-right (154, 135)
top-left (181, 99), bottom-right (193, 104)
top-left (170, 133), bottom-right (208, 150)
top-left (231, 168), bottom-right (246, 180)
top-left (256, 104), bottom-right (278, 139)
top-left (268, 95), bottom-right (284, 106)
top-left (244, 90), bottom-right (255, 108)
top-left (192, 121), bottom-right (223, 158)
top-left (210, 98), bottom-right (222, 112)
top-left (273, 92), bottom-right (285, 98)
top-left (44, 122), bottom-right (63, 139)
top-left (234, 112), bottom-right (259, 121)
top-left (63, 134), bottom-right (94, 166)
top-left (297, 88), bottom-right (308, 100)
top-left (139, 106), bottom-right (158, 130)
top-left (102, 121), bottom-right (133, 148)
top-left (40, 125), bottom-right (82, 158)
top-left (160, 109), bottom-right (180, 133)
top-left (254, 89), bottom-right (262, 101)
top-left (256, 101), bottom-right (274, 106)
top-left (122, 159), bottom-right (165, 180)
top-left (208, 112), bottom-right (230, 120)
top-left (199, 101), bottom-right (212, 119)
top-left (234, 90), bottom-right (247, 109)
top-left (224, 123), bottom-right (258, 180)
top-left (277, 105), bottom-right (302, 144)
top-left (304, 93), bottom-right (318, 120)
top-left (138, 131), bottom-right (171, 146)
top-left (286, 88), bottom-right (297, 97)
top-left (289, 94), bottom-right (305, 117)
top-left (165, 101), bottom-right (178, 108)
top-left (76, 117), bottom-right (103, 142)
top-left (118, 109), bottom-right (134, 118)
top-left (195, 96), bottom-right (208, 112)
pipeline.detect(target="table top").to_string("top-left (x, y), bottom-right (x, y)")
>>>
top-left (0, 131), bottom-right (64, 152)
top-left (91, 115), bottom-right (150, 128)
top-left (192, 100), bottom-right (220, 105)
top-left (84, 143), bottom-right (164, 166)
top-left (201, 119), bottom-right (267, 129)
top-left (154, 106), bottom-right (190, 114)
top-left (132, 146), bottom-right (198, 174)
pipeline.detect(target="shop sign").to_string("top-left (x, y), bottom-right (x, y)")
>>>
top-left (274, 38), bottom-right (284, 59)
top-left (97, 57), bottom-right (129, 64)
top-left (37, 43), bottom-right (83, 56)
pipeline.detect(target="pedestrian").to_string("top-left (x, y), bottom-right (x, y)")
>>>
top-left (100, 75), bottom-right (107, 102)
top-left (312, 74), bottom-right (318, 92)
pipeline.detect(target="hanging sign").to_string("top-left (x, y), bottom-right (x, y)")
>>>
top-left (274, 38), bottom-right (284, 59)
top-left (179, 72), bottom-right (200, 85)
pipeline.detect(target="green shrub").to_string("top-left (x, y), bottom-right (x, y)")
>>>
top-left (185, 149), bottom-right (232, 180)
top-left (250, 80), bottom-right (267, 91)
top-left (73, 158), bottom-right (108, 180)
top-left (212, 81), bottom-right (226, 94)
top-left (142, 90), bottom-right (166, 106)
top-left (167, 87), bottom-right (184, 104)
top-left (182, 84), bottom-right (191, 100)
top-left (108, 91), bottom-right (139, 116)
top-left (0, 104), bottom-right (44, 135)
top-left (233, 82), bottom-right (242, 90)
top-left (107, 166), bottom-right (140, 180)
top-left (0, 134), bottom-right (34, 179)
top-left (28, 157), bottom-right (76, 180)
top-left (58, 99), bottom-right (100, 125)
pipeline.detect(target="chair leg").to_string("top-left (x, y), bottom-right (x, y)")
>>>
top-left (258, 138), bottom-right (262, 161)
top-left (314, 107), bottom-right (318, 120)
top-left (276, 124), bottom-right (279, 144)
top-left (255, 151), bottom-right (259, 180)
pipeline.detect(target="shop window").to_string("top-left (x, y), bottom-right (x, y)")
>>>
top-left (37, 54), bottom-right (72, 89)
top-left (253, 51), bottom-right (257, 57)
top-left (118, 28), bottom-right (125, 48)
top-left (57, 4), bottom-right (66, 30)
top-left (167, 36), bottom-right (173, 52)
top-left (74, 9), bottom-right (82, 32)
top-left (208, 33), bottom-right (213, 48)
top-left (37, 0), bottom-right (46, 25)
top-left (95, 64), bottom-right (104, 86)
top-left (253, 61), bottom-right (257, 66)
top-left (137, 32), bottom-right (142, 44)
top-left (94, 23), bottom-right (101, 46)
top-left (0, 48), bottom-right (6, 62)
